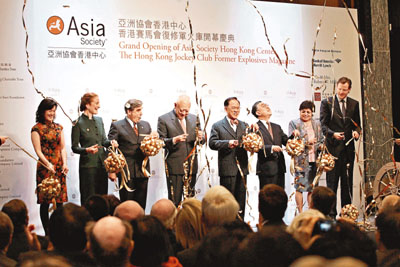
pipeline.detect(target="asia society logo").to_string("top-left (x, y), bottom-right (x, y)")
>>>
top-left (47, 16), bottom-right (64, 35)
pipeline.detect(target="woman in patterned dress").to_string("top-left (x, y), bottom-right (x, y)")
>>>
top-left (288, 100), bottom-right (324, 213)
top-left (31, 98), bottom-right (68, 234)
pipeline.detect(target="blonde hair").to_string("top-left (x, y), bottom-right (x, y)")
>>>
top-left (175, 198), bottom-right (205, 249)
top-left (201, 185), bottom-right (239, 231)
top-left (287, 209), bottom-right (325, 234)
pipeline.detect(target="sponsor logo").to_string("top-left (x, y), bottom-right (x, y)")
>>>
top-left (47, 16), bottom-right (64, 35)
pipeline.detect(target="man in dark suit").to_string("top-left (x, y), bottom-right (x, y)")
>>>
top-left (157, 95), bottom-right (204, 206)
top-left (320, 77), bottom-right (361, 215)
top-left (209, 97), bottom-right (248, 218)
top-left (108, 99), bottom-right (153, 209)
top-left (251, 101), bottom-right (293, 190)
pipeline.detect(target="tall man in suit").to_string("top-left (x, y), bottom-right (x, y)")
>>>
top-left (320, 77), bottom-right (361, 215)
top-left (251, 101), bottom-right (293, 190)
top-left (157, 95), bottom-right (204, 206)
top-left (108, 99), bottom-right (153, 209)
top-left (209, 97), bottom-right (248, 218)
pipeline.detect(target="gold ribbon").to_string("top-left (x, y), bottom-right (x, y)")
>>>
top-left (107, 147), bottom-right (133, 192)
top-left (235, 158), bottom-right (255, 222)
top-left (142, 156), bottom-right (151, 178)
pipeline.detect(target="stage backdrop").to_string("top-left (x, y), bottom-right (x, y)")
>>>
top-left (0, 0), bottom-right (362, 233)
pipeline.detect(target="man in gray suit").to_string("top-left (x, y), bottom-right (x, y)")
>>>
top-left (157, 95), bottom-right (204, 206)
top-left (209, 97), bottom-right (249, 218)
top-left (108, 99), bottom-right (153, 209)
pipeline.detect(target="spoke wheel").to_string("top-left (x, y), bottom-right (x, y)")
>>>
top-left (373, 162), bottom-right (400, 209)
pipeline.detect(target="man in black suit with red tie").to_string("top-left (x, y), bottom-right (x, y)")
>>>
top-left (320, 77), bottom-right (361, 216)
top-left (108, 99), bottom-right (153, 209)
top-left (251, 101), bottom-right (294, 190)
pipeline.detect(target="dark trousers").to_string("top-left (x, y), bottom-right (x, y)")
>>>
top-left (79, 166), bottom-right (108, 205)
top-left (119, 176), bottom-right (149, 210)
top-left (258, 172), bottom-right (285, 190)
top-left (40, 202), bottom-right (62, 235)
top-left (220, 173), bottom-right (247, 219)
top-left (326, 150), bottom-right (354, 216)
top-left (167, 175), bottom-right (184, 207)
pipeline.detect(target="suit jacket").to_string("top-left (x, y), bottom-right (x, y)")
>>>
top-left (108, 118), bottom-right (151, 178)
top-left (256, 120), bottom-right (290, 176)
top-left (71, 114), bottom-right (111, 168)
top-left (157, 110), bottom-right (200, 175)
top-left (209, 117), bottom-right (249, 177)
top-left (320, 95), bottom-right (361, 158)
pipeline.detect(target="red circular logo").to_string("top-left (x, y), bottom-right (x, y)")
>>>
top-left (47, 16), bottom-right (64, 35)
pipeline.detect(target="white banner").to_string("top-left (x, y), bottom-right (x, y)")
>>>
top-left (0, 0), bottom-right (361, 232)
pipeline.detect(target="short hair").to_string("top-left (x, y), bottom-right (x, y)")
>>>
top-left (251, 101), bottom-right (262, 118)
top-left (131, 216), bottom-right (172, 267)
top-left (124, 99), bottom-right (142, 113)
top-left (196, 222), bottom-right (252, 267)
top-left (375, 206), bottom-right (400, 250)
top-left (2, 199), bottom-right (28, 231)
top-left (308, 220), bottom-right (376, 266)
top-left (175, 198), bottom-right (205, 249)
top-left (202, 186), bottom-right (239, 230)
top-left (35, 98), bottom-right (57, 123)
top-left (86, 218), bottom-right (133, 267)
top-left (48, 203), bottom-right (92, 252)
top-left (336, 77), bottom-right (352, 89)
top-left (0, 211), bottom-right (13, 250)
top-left (102, 194), bottom-right (121, 216)
top-left (258, 184), bottom-right (288, 222)
top-left (84, 195), bottom-right (110, 221)
top-left (224, 97), bottom-right (240, 107)
top-left (150, 199), bottom-right (177, 230)
top-left (79, 92), bottom-right (98, 112)
top-left (18, 252), bottom-right (72, 267)
top-left (310, 186), bottom-right (336, 216)
top-left (234, 226), bottom-right (304, 267)
top-left (299, 100), bottom-right (315, 112)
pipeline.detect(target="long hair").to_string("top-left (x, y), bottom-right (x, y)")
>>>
top-left (35, 98), bottom-right (57, 123)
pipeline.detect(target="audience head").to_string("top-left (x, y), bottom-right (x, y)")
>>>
top-left (18, 252), bottom-right (72, 267)
top-left (380, 195), bottom-right (400, 212)
top-left (131, 215), bottom-right (172, 267)
top-left (195, 220), bottom-right (253, 267)
top-left (150, 198), bottom-right (177, 230)
top-left (291, 256), bottom-right (367, 267)
top-left (48, 203), bottom-right (92, 252)
top-left (0, 211), bottom-right (13, 252)
top-left (86, 216), bottom-right (133, 267)
top-left (258, 184), bottom-right (288, 224)
top-left (202, 186), bottom-right (239, 232)
top-left (235, 225), bottom-right (304, 267)
top-left (114, 200), bottom-right (144, 222)
top-left (287, 209), bottom-right (325, 234)
top-left (308, 220), bottom-right (376, 266)
top-left (375, 205), bottom-right (400, 251)
top-left (310, 186), bottom-right (336, 216)
top-left (102, 194), bottom-right (121, 216)
top-left (175, 198), bottom-right (205, 249)
top-left (84, 194), bottom-right (110, 221)
top-left (2, 199), bottom-right (28, 232)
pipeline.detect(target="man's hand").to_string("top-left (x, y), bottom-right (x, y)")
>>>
top-left (272, 145), bottom-right (282, 152)
top-left (0, 136), bottom-right (8, 145)
top-left (108, 173), bottom-right (117, 181)
top-left (395, 138), bottom-right (400, 146)
top-left (150, 131), bottom-right (159, 137)
top-left (25, 224), bottom-right (41, 251)
top-left (293, 129), bottom-right (300, 137)
top-left (111, 139), bottom-right (119, 148)
top-left (228, 140), bottom-right (239, 148)
top-left (352, 131), bottom-right (359, 140)
top-left (173, 134), bottom-right (188, 144)
top-left (251, 123), bottom-right (259, 132)
top-left (197, 130), bottom-right (204, 140)
top-left (333, 132), bottom-right (345, 140)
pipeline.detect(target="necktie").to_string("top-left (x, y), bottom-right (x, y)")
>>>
top-left (267, 122), bottom-right (274, 140)
top-left (340, 99), bottom-right (346, 121)
top-left (133, 123), bottom-right (138, 135)
top-left (180, 119), bottom-right (186, 134)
